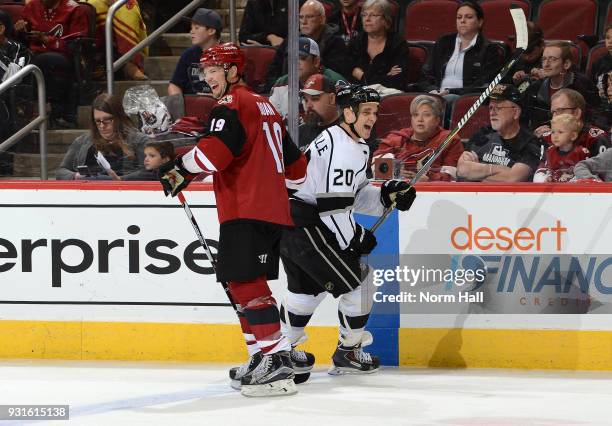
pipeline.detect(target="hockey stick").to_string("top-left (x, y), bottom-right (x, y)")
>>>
top-left (370, 6), bottom-right (529, 234)
top-left (176, 191), bottom-right (238, 311)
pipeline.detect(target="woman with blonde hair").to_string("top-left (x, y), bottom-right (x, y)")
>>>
top-left (56, 93), bottom-right (148, 180)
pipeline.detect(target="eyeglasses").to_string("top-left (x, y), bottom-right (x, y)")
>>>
top-left (94, 117), bottom-right (114, 127)
top-left (488, 105), bottom-right (516, 113)
top-left (541, 56), bottom-right (561, 63)
top-left (299, 14), bottom-right (321, 21)
top-left (360, 13), bottom-right (383, 19)
top-left (551, 107), bottom-right (577, 116)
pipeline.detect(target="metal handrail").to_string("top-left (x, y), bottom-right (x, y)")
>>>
top-left (0, 64), bottom-right (48, 180)
top-left (106, 0), bottom-right (205, 94)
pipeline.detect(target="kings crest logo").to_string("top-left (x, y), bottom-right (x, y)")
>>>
top-left (217, 95), bottom-right (233, 105)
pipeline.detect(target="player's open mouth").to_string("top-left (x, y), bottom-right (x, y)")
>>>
top-left (364, 125), bottom-right (372, 131)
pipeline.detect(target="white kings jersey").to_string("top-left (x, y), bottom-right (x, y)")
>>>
top-left (292, 125), bottom-right (384, 249)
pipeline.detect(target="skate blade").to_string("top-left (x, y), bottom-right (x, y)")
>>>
top-left (294, 372), bottom-right (310, 384)
top-left (292, 365), bottom-right (314, 373)
top-left (327, 365), bottom-right (380, 376)
top-left (241, 378), bottom-right (297, 397)
top-left (230, 379), bottom-right (241, 390)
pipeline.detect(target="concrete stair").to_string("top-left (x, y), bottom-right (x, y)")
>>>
top-left (9, 0), bottom-right (249, 179)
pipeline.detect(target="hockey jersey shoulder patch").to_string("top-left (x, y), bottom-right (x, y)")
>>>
top-left (217, 95), bottom-right (234, 105)
top-left (589, 127), bottom-right (605, 137)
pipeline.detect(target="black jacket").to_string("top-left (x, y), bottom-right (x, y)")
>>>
top-left (238, 0), bottom-right (288, 45)
top-left (524, 71), bottom-right (601, 129)
top-left (347, 31), bottom-right (409, 90)
top-left (328, 7), bottom-right (363, 46)
top-left (265, 24), bottom-right (349, 92)
top-left (418, 32), bottom-right (502, 94)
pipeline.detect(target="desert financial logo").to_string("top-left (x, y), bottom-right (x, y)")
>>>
top-left (0, 225), bottom-right (217, 287)
top-left (448, 215), bottom-right (612, 303)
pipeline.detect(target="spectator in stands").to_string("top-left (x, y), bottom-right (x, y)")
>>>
top-left (265, 0), bottom-right (348, 92)
top-left (533, 88), bottom-right (610, 157)
top-left (168, 8), bottom-right (221, 96)
top-left (239, 0), bottom-right (287, 47)
top-left (533, 114), bottom-right (589, 182)
top-left (457, 84), bottom-right (541, 182)
top-left (269, 37), bottom-right (345, 119)
top-left (573, 144), bottom-right (612, 182)
top-left (418, 1), bottom-right (501, 97)
top-left (524, 41), bottom-right (599, 129)
top-left (298, 73), bottom-right (340, 148)
top-left (86, 0), bottom-right (149, 80)
top-left (346, 0), bottom-right (407, 91)
top-left (509, 21), bottom-right (545, 86)
top-left (593, 24), bottom-right (612, 116)
top-left (328, 0), bottom-right (362, 46)
top-left (14, 0), bottom-right (89, 127)
top-left (0, 10), bottom-right (29, 83)
top-left (121, 140), bottom-right (175, 180)
top-left (373, 95), bottom-right (463, 182)
top-left (56, 93), bottom-right (148, 180)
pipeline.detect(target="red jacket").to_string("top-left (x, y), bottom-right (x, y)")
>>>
top-left (374, 127), bottom-right (464, 181)
top-left (181, 85), bottom-right (307, 225)
top-left (542, 125), bottom-right (610, 157)
top-left (21, 0), bottom-right (89, 55)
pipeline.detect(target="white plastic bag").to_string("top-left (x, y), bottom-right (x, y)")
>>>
top-left (122, 85), bottom-right (171, 136)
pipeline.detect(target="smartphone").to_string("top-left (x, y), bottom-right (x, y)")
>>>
top-left (77, 166), bottom-right (91, 177)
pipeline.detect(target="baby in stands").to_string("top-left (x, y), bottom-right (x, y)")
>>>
top-left (533, 114), bottom-right (590, 182)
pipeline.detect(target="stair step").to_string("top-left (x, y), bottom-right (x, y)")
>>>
top-left (145, 56), bottom-right (180, 80)
top-left (33, 130), bottom-right (84, 154)
top-left (12, 152), bottom-right (64, 178)
top-left (113, 80), bottom-right (169, 101)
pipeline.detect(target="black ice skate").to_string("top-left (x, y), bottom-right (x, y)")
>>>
top-left (328, 344), bottom-right (380, 375)
top-left (229, 351), bottom-right (262, 390)
top-left (240, 351), bottom-right (297, 397)
top-left (290, 347), bottom-right (315, 373)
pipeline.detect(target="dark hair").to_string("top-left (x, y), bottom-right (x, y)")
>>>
top-left (456, 1), bottom-right (484, 21)
top-left (0, 10), bottom-right (13, 37)
top-left (144, 141), bottom-right (175, 161)
top-left (90, 93), bottom-right (136, 158)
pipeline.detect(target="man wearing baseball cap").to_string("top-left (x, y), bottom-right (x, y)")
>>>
top-left (270, 37), bottom-right (346, 120)
top-left (457, 84), bottom-right (542, 182)
top-left (168, 8), bottom-right (223, 96)
top-left (298, 74), bottom-right (341, 148)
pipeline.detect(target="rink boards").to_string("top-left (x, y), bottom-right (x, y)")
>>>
top-left (1, 181), bottom-right (612, 370)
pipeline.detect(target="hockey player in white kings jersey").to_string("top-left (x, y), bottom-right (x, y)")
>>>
top-left (279, 85), bottom-right (417, 375)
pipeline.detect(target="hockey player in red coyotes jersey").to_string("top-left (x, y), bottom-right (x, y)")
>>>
top-left (158, 43), bottom-right (307, 397)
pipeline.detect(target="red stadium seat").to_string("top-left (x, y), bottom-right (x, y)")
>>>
top-left (481, 0), bottom-right (531, 50)
top-left (184, 95), bottom-right (216, 123)
top-left (404, 0), bottom-right (459, 42)
top-left (0, 2), bottom-right (24, 28)
top-left (449, 94), bottom-right (490, 141)
top-left (241, 46), bottom-right (277, 93)
top-left (537, 0), bottom-right (597, 41)
top-left (586, 41), bottom-right (609, 79)
top-left (406, 43), bottom-right (428, 85)
top-left (376, 93), bottom-right (418, 139)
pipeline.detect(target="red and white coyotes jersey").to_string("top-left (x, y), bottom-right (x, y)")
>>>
top-left (181, 84), bottom-right (307, 225)
top-left (536, 144), bottom-right (590, 182)
top-left (542, 126), bottom-right (610, 157)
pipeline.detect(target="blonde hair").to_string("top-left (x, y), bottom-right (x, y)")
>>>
top-left (551, 113), bottom-right (581, 133)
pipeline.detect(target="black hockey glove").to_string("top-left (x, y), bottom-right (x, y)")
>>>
top-left (158, 156), bottom-right (196, 197)
top-left (380, 180), bottom-right (417, 211)
top-left (348, 224), bottom-right (377, 255)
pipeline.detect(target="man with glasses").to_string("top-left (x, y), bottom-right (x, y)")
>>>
top-left (457, 84), bottom-right (542, 182)
top-left (524, 41), bottom-right (599, 129)
top-left (534, 88), bottom-right (610, 156)
top-left (265, 0), bottom-right (348, 92)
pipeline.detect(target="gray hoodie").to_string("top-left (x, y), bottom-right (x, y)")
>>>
top-left (574, 148), bottom-right (612, 181)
